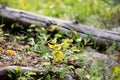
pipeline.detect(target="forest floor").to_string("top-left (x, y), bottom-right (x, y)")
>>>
top-left (0, 27), bottom-right (120, 80)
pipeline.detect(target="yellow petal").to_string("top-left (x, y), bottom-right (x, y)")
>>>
top-left (49, 23), bottom-right (61, 32)
top-left (69, 39), bottom-right (73, 42)
top-left (55, 51), bottom-right (64, 61)
top-left (41, 27), bottom-right (46, 32)
top-left (53, 44), bottom-right (61, 50)
top-left (63, 39), bottom-right (73, 43)
top-left (50, 38), bottom-right (57, 44)
top-left (49, 26), bottom-right (57, 32)
top-left (48, 44), bottom-right (61, 50)
top-left (5, 50), bottom-right (16, 56)
top-left (68, 65), bottom-right (75, 69)
top-left (48, 43), bottom-right (53, 48)
top-left (30, 24), bottom-right (36, 28)
top-left (0, 47), bottom-right (3, 51)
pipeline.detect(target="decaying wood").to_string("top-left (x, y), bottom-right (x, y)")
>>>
top-left (0, 5), bottom-right (120, 48)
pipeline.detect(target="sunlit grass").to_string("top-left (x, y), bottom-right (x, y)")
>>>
top-left (0, 0), bottom-right (120, 29)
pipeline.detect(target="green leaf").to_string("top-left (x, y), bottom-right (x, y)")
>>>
top-left (16, 66), bottom-right (22, 76)
top-left (0, 24), bottom-right (5, 28)
top-left (8, 74), bottom-right (13, 79)
top-left (42, 62), bottom-right (50, 66)
top-left (34, 44), bottom-right (48, 55)
top-left (24, 72), bottom-right (36, 76)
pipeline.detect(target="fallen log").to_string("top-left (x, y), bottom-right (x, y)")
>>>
top-left (0, 5), bottom-right (120, 48)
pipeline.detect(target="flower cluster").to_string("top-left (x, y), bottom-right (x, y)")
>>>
top-left (0, 47), bottom-right (16, 56)
top-left (5, 50), bottom-right (16, 55)
top-left (48, 38), bottom-right (73, 63)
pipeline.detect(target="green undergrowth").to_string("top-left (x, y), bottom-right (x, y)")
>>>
top-left (0, 23), bottom-right (120, 80)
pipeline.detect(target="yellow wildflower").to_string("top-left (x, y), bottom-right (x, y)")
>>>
top-left (48, 44), bottom-right (61, 51)
top-left (0, 47), bottom-right (3, 51)
top-left (49, 25), bottom-right (57, 32)
top-left (48, 43), bottom-right (53, 48)
top-left (61, 39), bottom-right (73, 48)
top-left (54, 51), bottom-right (64, 61)
top-left (61, 42), bottom-right (69, 47)
top-left (62, 39), bottom-right (73, 43)
top-left (68, 65), bottom-right (75, 69)
top-left (5, 50), bottom-right (16, 56)
top-left (69, 39), bottom-right (73, 42)
top-left (50, 38), bottom-right (57, 44)
top-left (49, 23), bottom-right (61, 32)
top-left (16, 36), bottom-right (20, 39)
top-left (30, 24), bottom-right (36, 28)
top-left (41, 27), bottom-right (46, 32)
top-left (53, 44), bottom-right (61, 50)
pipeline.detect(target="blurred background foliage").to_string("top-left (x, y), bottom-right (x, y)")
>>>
top-left (0, 0), bottom-right (120, 29)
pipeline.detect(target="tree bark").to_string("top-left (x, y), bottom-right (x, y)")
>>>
top-left (0, 5), bottom-right (120, 48)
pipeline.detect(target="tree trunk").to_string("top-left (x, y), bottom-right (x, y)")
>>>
top-left (0, 5), bottom-right (120, 48)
